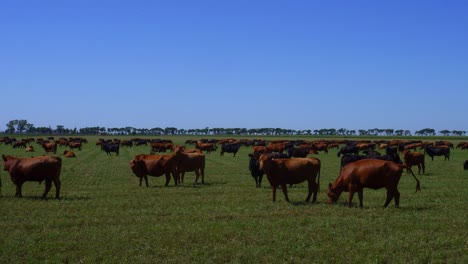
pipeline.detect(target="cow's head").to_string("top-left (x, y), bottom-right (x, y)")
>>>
top-left (129, 159), bottom-right (147, 178)
top-left (327, 183), bottom-right (340, 204)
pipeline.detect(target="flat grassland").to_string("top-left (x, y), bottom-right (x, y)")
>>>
top-left (0, 136), bottom-right (466, 263)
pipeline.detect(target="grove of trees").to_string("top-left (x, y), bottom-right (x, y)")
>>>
top-left (2, 119), bottom-right (466, 136)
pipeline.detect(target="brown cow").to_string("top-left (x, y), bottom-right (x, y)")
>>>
top-left (259, 154), bottom-right (321, 202)
top-left (327, 159), bottom-right (420, 208)
top-left (402, 150), bottom-right (425, 174)
top-left (266, 143), bottom-right (287, 153)
top-left (42, 142), bottom-right (57, 154)
top-left (173, 149), bottom-right (205, 184)
top-left (2, 154), bottom-right (62, 199)
top-left (129, 154), bottom-right (178, 187)
top-left (69, 142), bottom-right (82, 151)
top-left (63, 150), bottom-right (76, 158)
top-left (195, 142), bottom-right (217, 154)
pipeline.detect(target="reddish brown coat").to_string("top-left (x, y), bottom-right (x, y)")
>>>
top-left (2, 154), bottom-right (62, 199)
top-left (129, 154), bottom-right (177, 187)
top-left (327, 159), bottom-right (420, 208)
top-left (259, 155), bottom-right (321, 203)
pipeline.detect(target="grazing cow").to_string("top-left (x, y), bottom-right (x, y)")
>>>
top-left (327, 159), bottom-right (420, 208)
top-left (195, 142), bottom-right (217, 154)
top-left (259, 154), bottom-right (321, 202)
top-left (402, 150), bottom-right (425, 174)
top-left (63, 150), bottom-right (76, 158)
top-left (101, 142), bottom-right (120, 156)
top-left (129, 154), bottom-right (177, 187)
top-left (2, 154), bottom-right (62, 199)
top-left (42, 142), bottom-right (58, 154)
top-left (337, 144), bottom-right (359, 157)
top-left (69, 142), bottom-right (82, 151)
top-left (173, 149), bottom-right (205, 184)
top-left (312, 142), bottom-right (328, 154)
top-left (425, 146), bottom-right (450, 161)
top-left (464, 160), bottom-right (468, 170)
top-left (150, 142), bottom-right (171, 153)
top-left (220, 143), bottom-right (241, 157)
top-left (120, 140), bottom-right (133, 148)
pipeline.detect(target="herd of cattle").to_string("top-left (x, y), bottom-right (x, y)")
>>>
top-left (1, 136), bottom-right (467, 207)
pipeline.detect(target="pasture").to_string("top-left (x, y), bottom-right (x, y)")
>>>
top-left (0, 136), bottom-right (467, 263)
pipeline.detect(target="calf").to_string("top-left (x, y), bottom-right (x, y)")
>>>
top-left (327, 159), bottom-right (420, 208)
top-left (63, 150), bottom-right (76, 158)
top-left (464, 160), bottom-right (468, 170)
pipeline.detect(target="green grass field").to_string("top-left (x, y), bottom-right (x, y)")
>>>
top-left (1, 136), bottom-right (467, 263)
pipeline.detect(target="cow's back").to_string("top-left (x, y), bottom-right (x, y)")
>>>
top-left (340, 159), bottom-right (402, 189)
top-left (15, 156), bottom-right (61, 182)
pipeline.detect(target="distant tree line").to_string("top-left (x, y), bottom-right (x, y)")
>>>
top-left (2, 119), bottom-right (467, 136)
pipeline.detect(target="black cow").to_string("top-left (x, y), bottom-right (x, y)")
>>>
top-left (463, 160), bottom-right (468, 170)
top-left (340, 155), bottom-right (367, 170)
top-left (425, 146), bottom-right (450, 161)
top-left (101, 143), bottom-right (120, 156)
top-left (248, 152), bottom-right (289, 188)
top-left (337, 144), bottom-right (359, 157)
top-left (220, 143), bottom-right (241, 157)
top-left (286, 147), bottom-right (309, 158)
top-left (248, 153), bottom-right (264, 188)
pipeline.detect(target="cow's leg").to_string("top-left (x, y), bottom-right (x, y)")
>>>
top-left (394, 189), bottom-right (400, 207)
top-left (383, 189), bottom-right (394, 208)
top-left (271, 185), bottom-right (277, 201)
top-left (357, 189), bottom-right (364, 207)
top-left (144, 176), bottom-right (149, 187)
top-left (200, 168), bottom-right (205, 184)
top-left (280, 184), bottom-right (290, 202)
top-left (348, 184), bottom-right (357, 207)
top-left (53, 178), bottom-right (61, 199)
top-left (258, 175), bottom-right (263, 188)
top-left (15, 183), bottom-right (23, 197)
top-left (181, 172), bottom-right (185, 184)
top-left (194, 170), bottom-right (200, 184)
top-left (422, 162), bottom-right (425, 175)
top-left (42, 179), bottom-right (52, 199)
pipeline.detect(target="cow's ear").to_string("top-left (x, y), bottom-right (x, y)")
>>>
top-left (2, 154), bottom-right (8, 161)
top-left (328, 183), bottom-right (332, 189)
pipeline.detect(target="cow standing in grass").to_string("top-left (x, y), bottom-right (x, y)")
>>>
top-left (2, 154), bottom-right (62, 199)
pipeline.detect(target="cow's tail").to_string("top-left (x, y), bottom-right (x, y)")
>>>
top-left (407, 167), bottom-right (421, 192)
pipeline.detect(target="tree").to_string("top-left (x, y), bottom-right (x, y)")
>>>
top-left (439, 130), bottom-right (451, 136)
top-left (6, 120), bottom-right (17, 134)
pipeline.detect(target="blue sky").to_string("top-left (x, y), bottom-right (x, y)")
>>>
top-left (1, 0), bottom-right (467, 132)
